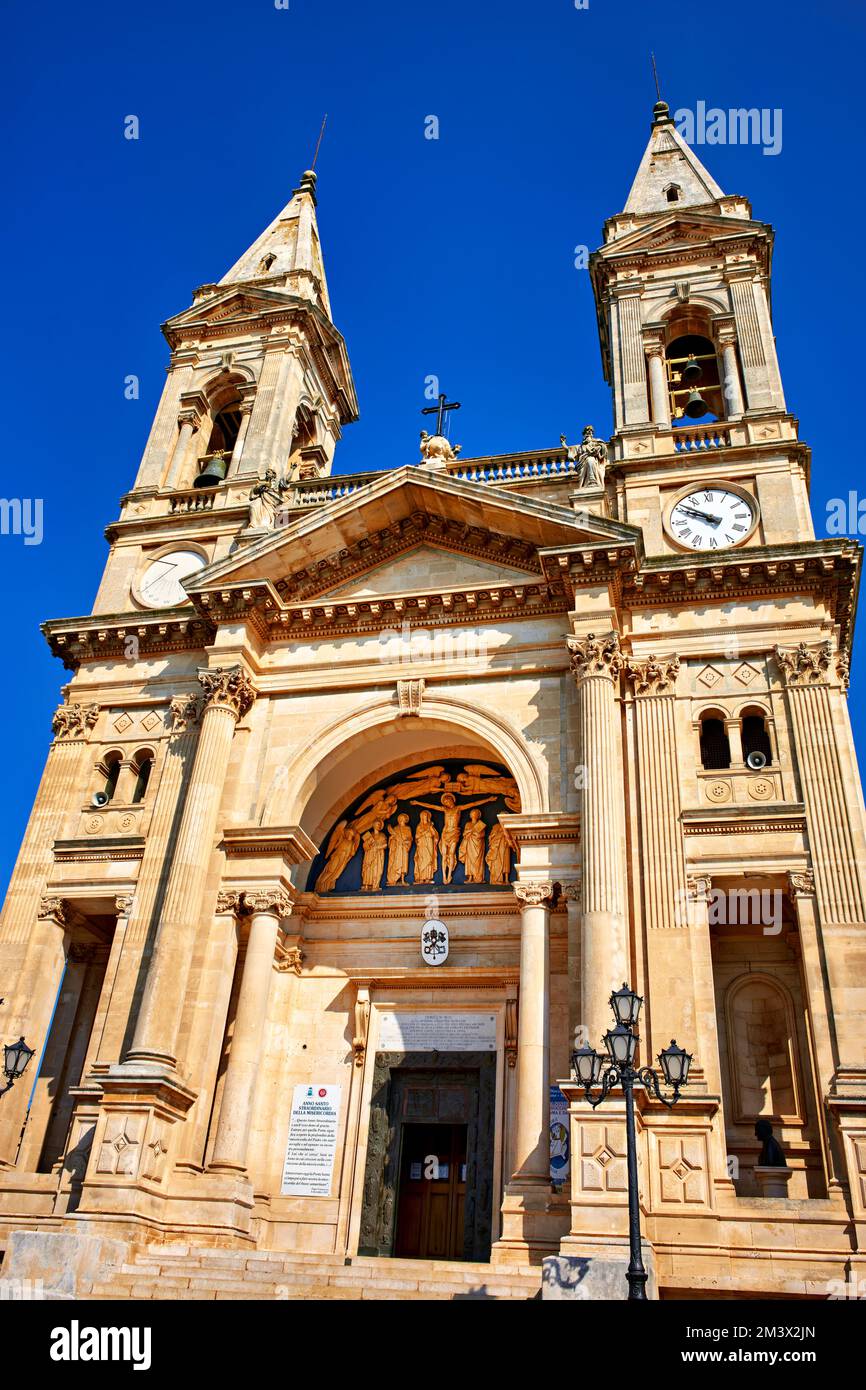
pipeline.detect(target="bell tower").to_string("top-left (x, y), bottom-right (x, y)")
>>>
top-left (90, 168), bottom-right (359, 617)
top-left (590, 100), bottom-right (807, 555)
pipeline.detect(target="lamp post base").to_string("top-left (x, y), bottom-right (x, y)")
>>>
top-left (542, 1244), bottom-right (659, 1300)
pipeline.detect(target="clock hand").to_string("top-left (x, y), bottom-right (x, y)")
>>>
top-left (678, 506), bottom-right (723, 527)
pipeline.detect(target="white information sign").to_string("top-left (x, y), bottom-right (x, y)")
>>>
top-left (376, 1011), bottom-right (497, 1053)
top-left (280, 1084), bottom-right (342, 1197)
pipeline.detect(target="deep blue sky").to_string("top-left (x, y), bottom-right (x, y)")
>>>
top-left (2, 0), bottom-right (865, 897)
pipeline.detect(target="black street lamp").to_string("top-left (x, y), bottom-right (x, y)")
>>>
top-left (0, 1037), bottom-right (35, 1098)
top-left (571, 984), bottom-right (693, 1301)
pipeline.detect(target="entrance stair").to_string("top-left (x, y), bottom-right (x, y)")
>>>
top-left (82, 1244), bottom-right (542, 1301)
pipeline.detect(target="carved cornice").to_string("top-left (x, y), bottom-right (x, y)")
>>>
top-left (625, 654), bottom-right (680, 696)
top-left (774, 640), bottom-right (833, 687)
top-left (169, 694), bottom-right (200, 733)
top-left (198, 665), bottom-right (256, 719)
top-left (52, 703), bottom-right (99, 742)
top-left (242, 888), bottom-right (293, 919)
top-left (787, 870), bottom-right (815, 897)
top-left (567, 631), bottom-right (623, 683)
top-left (38, 895), bottom-right (68, 925)
top-left (513, 881), bottom-right (555, 908)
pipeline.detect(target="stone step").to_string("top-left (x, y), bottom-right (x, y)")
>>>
top-left (116, 1246), bottom-right (540, 1300)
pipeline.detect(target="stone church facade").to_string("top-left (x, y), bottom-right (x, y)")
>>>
top-left (1, 101), bottom-right (864, 1299)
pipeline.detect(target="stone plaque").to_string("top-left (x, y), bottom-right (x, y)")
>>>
top-left (376, 1011), bottom-right (496, 1053)
top-left (280, 1084), bottom-right (342, 1197)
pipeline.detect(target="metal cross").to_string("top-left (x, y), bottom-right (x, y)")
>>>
top-left (421, 392), bottom-right (461, 436)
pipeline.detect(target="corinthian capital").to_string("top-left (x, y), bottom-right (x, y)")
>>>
top-left (51, 703), bottom-right (99, 741)
top-left (168, 693), bottom-right (200, 733)
top-left (513, 881), bottom-right (554, 908)
top-left (38, 895), bottom-right (68, 925)
top-left (625, 654), bottom-right (680, 696)
top-left (567, 631), bottom-right (623, 683)
top-left (242, 888), bottom-right (293, 919)
top-left (198, 666), bottom-right (256, 719)
top-left (787, 869), bottom-right (815, 897)
top-left (774, 641), bottom-right (832, 687)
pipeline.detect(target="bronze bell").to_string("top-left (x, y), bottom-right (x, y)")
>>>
top-left (683, 389), bottom-right (709, 419)
top-left (681, 356), bottom-right (702, 383)
top-left (194, 453), bottom-right (229, 488)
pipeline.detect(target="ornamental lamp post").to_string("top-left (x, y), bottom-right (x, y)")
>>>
top-left (568, 984), bottom-right (693, 1301)
top-left (0, 1037), bottom-right (35, 1098)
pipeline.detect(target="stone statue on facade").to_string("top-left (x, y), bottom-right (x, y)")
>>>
top-left (560, 425), bottom-right (608, 489)
top-left (419, 430), bottom-right (462, 468)
top-left (754, 1118), bottom-right (787, 1168)
top-left (247, 469), bottom-right (285, 529)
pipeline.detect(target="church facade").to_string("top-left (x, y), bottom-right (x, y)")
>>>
top-left (1, 101), bottom-right (865, 1300)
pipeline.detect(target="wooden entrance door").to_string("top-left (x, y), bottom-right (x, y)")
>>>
top-left (395, 1123), bottom-right (468, 1260)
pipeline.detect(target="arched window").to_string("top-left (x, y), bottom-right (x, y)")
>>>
top-left (699, 715), bottom-right (731, 770)
top-left (666, 331), bottom-right (723, 424)
top-left (131, 751), bottom-right (153, 804)
top-left (742, 712), bottom-right (773, 767)
top-left (206, 400), bottom-right (242, 457)
top-left (102, 752), bottom-right (122, 802)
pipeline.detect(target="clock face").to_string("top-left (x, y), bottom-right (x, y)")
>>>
top-left (136, 550), bottom-right (206, 608)
top-left (667, 487), bottom-right (757, 552)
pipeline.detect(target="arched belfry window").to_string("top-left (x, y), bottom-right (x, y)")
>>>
top-left (742, 712), bottom-right (773, 767)
top-left (666, 332), bottom-right (723, 424)
top-left (699, 714), bottom-right (731, 770)
top-left (102, 752), bottom-right (122, 802)
top-left (206, 398), bottom-right (242, 457)
top-left (131, 750), bottom-right (154, 803)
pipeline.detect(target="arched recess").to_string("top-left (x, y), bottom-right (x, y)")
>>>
top-left (724, 971), bottom-right (804, 1125)
top-left (256, 693), bottom-right (548, 884)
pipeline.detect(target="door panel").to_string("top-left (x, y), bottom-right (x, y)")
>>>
top-left (395, 1122), bottom-right (468, 1260)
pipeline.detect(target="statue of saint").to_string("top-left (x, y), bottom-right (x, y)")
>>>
top-left (754, 1118), bottom-right (787, 1168)
top-left (386, 814), bottom-right (413, 887)
top-left (360, 820), bottom-right (388, 891)
top-left (409, 791), bottom-right (497, 884)
top-left (486, 821), bottom-right (516, 885)
top-left (413, 810), bottom-right (440, 884)
top-left (247, 469), bottom-right (283, 529)
top-left (560, 425), bottom-right (608, 489)
top-left (458, 809), bottom-right (488, 883)
top-left (314, 820), bottom-right (361, 894)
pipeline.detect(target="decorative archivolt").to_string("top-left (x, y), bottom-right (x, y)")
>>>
top-left (256, 690), bottom-right (548, 829)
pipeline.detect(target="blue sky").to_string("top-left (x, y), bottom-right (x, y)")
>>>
top-left (2, 0), bottom-right (865, 897)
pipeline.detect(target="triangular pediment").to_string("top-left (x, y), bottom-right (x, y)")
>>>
top-left (313, 544), bottom-right (542, 600)
top-left (164, 285), bottom-right (296, 334)
top-left (599, 210), bottom-right (768, 261)
top-left (184, 466), bottom-right (641, 606)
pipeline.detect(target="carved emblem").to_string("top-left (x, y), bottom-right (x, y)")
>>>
top-left (421, 918), bottom-right (449, 966)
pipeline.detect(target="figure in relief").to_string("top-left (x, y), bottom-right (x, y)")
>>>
top-left (486, 821), bottom-right (516, 885)
top-left (413, 810), bottom-right (440, 884)
top-left (458, 809), bottom-right (488, 883)
top-left (386, 813), bottom-right (413, 887)
top-left (409, 791), bottom-right (496, 885)
top-left (314, 820), bottom-right (361, 893)
top-left (360, 820), bottom-right (388, 891)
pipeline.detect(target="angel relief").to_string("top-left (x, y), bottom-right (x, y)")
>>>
top-left (312, 760), bottom-right (520, 894)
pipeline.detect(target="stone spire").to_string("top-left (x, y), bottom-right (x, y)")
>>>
top-left (622, 99), bottom-right (724, 216)
top-left (219, 169), bottom-right (332, 317)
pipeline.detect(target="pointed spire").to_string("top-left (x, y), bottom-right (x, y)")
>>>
top-left (622, 98), bottom-right (724, 216)
top-left (219, 168), bottom-right (332, 317)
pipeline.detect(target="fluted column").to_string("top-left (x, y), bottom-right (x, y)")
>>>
top-left (126, 666), bottom-right (256, 1071)
top-left (775, 641), bottom-right (866, 1080)
top-left (562, 879), bottom-right (582, 1051)
top-left (511, 882), bottom-right (553, 1182)
top-left (567, 632), bottom-right (629, 1052)
top-left (209, 888), bottom-right (292, 1174)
